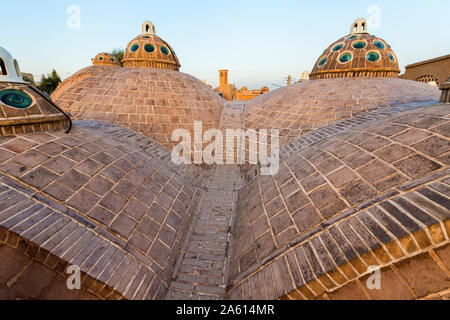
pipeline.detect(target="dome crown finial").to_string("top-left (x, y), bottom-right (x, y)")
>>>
top-left (142, 20), bottom-right (156, 35)
top-left (350, 17), bottom-right (368, 34)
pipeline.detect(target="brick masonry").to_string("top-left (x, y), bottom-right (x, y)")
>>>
top-left (166, 165), bottom-right (241, 300)
top-left (0, 97), bottom-right (448, 300)
top-left (244, 78), bottom-right (440, 146)
top-left (51, 67), bottom-right (225, 149)
top-left (228, 102), bottom-right (449, 299)
top-left (0, 120), bottom-right (209, 299)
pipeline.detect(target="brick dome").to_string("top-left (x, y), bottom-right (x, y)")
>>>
top-left (230, 102), bottom-right (450, 300)
top-left (310, 18), bottom-right (400, 80)
top-left (52, 67), bottom-right (224, 149)
top-left (244, 78), bottom-right (440, 146)
top-left (0, 121), bottom-right (207, 300)
top-left (91, 52), bottom-right (121, 67)
top-left (122, 21), bottom-right (181, 71)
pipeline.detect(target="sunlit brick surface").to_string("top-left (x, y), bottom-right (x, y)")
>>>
top-left (52, 68), bottom-right (225, 149)
top-left (245, 78), bottom-right (440, 147)
top-left (51, 65), bottom-right (119, 99)
top-left (229, 103), bottom-right (449, 300)
top-left (0, 121), bottom-right (208, 299)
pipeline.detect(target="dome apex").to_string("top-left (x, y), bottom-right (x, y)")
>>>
top-left (350, 17), bottom-right (368, 34)
top-left (142, 20), bottom-right (156, 35)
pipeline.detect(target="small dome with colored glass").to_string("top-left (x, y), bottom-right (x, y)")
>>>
top-left (91, 52), bottom-right (121, 67)
top-left (310, 18), bottom-right (400, 79)
top-left (122, 20), bottom-right (181, 71)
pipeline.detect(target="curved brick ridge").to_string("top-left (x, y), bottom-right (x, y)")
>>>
top-left (244, 78), bottom-right (440, 147)
top-left (228, 183), bottom-right (450, 300)
top-left (228, 103), bottom-right (449, 299)
top-left (0, 120), bottom-right (209, 299)
top-left (52, 67), bottom-right (225, 149)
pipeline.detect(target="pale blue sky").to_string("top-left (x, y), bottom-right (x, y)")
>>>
top-left (2, 0), bottom-right (449, 89)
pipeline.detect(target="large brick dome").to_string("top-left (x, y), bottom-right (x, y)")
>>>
top-left (310, 18), bottom-right (400, 80)
top-left (52, 67), bottom-right (224, 149)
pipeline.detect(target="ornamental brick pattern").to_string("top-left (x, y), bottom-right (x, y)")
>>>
top-left (51, 68), bottom-right (225, 149)
top-left (228, 103), bottom-right (450, 300)
top-left (0, 120), bottom-right (208, 299)
top-left (244, 78), bottom-right (440, 147)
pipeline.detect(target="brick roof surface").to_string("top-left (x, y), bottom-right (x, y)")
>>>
top-left (245, 78), bottom-right (440, 147)
top-left (52, 68), bottom-right (225, 149)
top-left (0, 74), bottom-right (449, 300)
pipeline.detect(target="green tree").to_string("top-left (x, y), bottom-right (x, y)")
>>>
top-left (111, 48), bottom-right (125, 66)
top-left (37, 69), bottom-right (61, 94)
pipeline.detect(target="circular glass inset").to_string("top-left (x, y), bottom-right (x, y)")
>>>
top-left (145, 44), bottom-right (155, 53)
top-left (374, 41), bottom-right (385, 49)
top-left (99, 57), bottom-right (103, 61)
top-left (130, 43), bottom-right (139, 52)
top-left (318, 57), bottom-right (327, 67)
top-left (332, 44), bottom-right (344, 52)
top-left (352, 41), bottom-right (367, 49)
top-left (367, 51), bottom-right (380, 62)
top-left (347, 35), bottom-right (357, 40)
top-left (0, 89), bottom-right (33, 109)
top-left (160, 46), bottom-right (170, 55)
top-left (104, 53), bottom-right (109, 56)
top-left (339, 52), bottom-right (352, 63)
top-left (111, 57), bottom-right (115, 62)
top-left (388, 53), bottom-right (395, 62)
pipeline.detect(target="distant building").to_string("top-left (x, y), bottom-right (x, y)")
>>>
top-left (214, 69), bottom-right (269, 101)
top-left (400, 54), bottom-right (450, 87)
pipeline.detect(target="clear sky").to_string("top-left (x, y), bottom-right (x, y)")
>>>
top-left (2, 0), bottom-right (449, 89)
